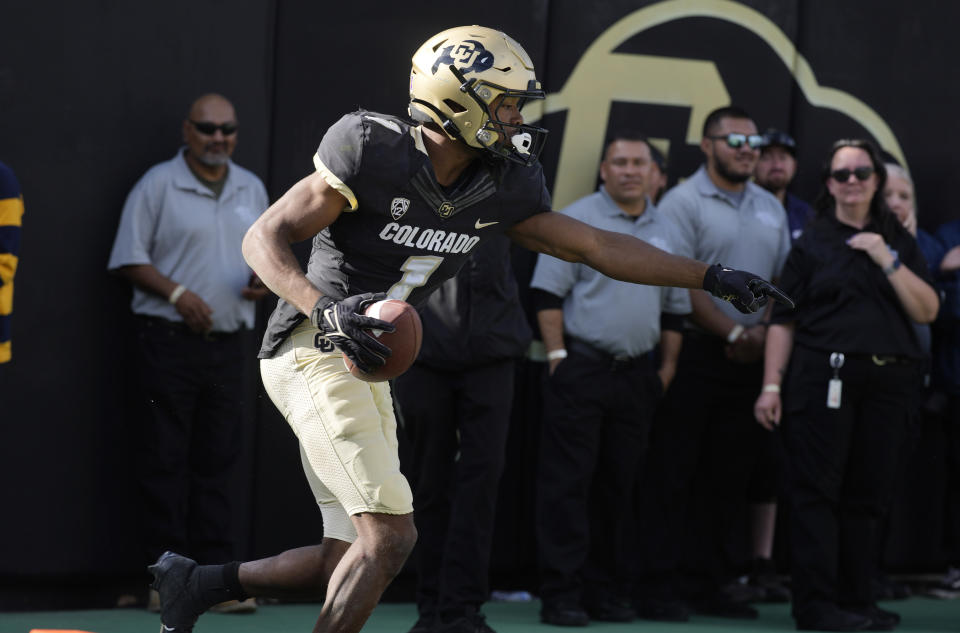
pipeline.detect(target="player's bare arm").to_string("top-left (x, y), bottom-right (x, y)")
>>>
top-left (509, 211), bottom-right (708, 288)
top-left (242, 170), bottom-right (345, 315)
top-left (509, 211), bottom-right (794, 313)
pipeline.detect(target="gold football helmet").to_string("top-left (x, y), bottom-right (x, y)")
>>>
top-left (409, 25), bottom-right (548, 166)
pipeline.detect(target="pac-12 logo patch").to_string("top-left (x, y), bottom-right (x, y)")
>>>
top-left (390, 197), bottom-right (410, 220)
top-left (431, 40), bottom-right (494, 75)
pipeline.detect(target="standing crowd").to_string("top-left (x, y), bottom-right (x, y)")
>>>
top-left (3, 23), bottom-right (955, 633)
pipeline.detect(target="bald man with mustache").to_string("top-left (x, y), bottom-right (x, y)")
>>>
top-left (108, 93), bottom-right (269, 615)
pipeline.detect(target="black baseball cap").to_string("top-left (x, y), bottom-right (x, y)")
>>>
top-left (760, 128), bottom-right (797, 155)
top-left (648, 143), bottom-right (667, 172)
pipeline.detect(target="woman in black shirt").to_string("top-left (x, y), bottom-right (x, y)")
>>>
top-left (753, 139), bottom-right (939, 632)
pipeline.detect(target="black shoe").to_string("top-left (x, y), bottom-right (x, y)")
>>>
top-left (584, 598), bottom-right (635, 622)
top-left (436, 612), bottom-right (496, 633)
top-left (871, 574), bottom-right (911, 601)
top-left (148, 551), bottom-right (205, 633)
top-left (633, 596), bottom-right (691, 622)
top-left (749, 558), bottom-right (793, 603)
top-left (540, 602), bottom-right (589, 627)
top-left (795, 604), bottom-right (873, 631)
top-left (694, 595), bottom-right (759, 619)
top-left (845, 605), bottom-right (900, 630)
top-left (408, 614), bottom-right (439, 633)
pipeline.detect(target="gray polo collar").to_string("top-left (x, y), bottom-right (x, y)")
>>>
top-left (598, 185), bottom-right (657, 225)
top-left (692, 164), bottom-right (756, 208)
top-left (172, 147), bottom-right (242, 197)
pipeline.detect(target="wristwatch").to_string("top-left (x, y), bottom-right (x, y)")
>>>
top-left (882, 253), bottom-right (901, 276)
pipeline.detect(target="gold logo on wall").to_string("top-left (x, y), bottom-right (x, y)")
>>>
top-left (523, 0), bottom-right (906, 209)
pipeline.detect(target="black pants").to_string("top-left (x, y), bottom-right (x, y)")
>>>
top-left (783, 346), bottom-right (918, 617)
top-left (395, 359), bottom-right (516, 620)
top-left (942, 394), bottom-right (960, 565)
top-left (536, 348), bottom-right (660, 606)
top-left (635, 334), bottom-right (764, 600)
top-left (134, 317), bottom-right (244, 565)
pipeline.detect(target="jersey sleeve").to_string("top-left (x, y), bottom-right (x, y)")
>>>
top-left (314, 112), bottom-right (365, 212)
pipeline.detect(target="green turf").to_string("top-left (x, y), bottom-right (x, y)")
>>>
top-left (1, 598), bottom-right (958, 633)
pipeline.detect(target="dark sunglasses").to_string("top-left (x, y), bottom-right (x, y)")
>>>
top-left (190, 120), bottom-right (238, 136)
top-left (830, 166), bottom-right (874, 182)
top-left (708, 133), bottom-right (764, 149)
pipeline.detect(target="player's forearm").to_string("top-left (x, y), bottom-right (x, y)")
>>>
top-left (242, 223), bottom-right (321, 316)
top-left (584, 229), bottom-right (708, 290)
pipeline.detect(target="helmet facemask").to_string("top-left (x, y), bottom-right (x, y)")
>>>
top-left (447, 66), bottom-right (548, 166)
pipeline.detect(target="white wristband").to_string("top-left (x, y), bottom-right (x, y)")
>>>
top-left (547, 349), bottom-right (568, 361)
top-left (762, 384), bottom-right (781, 394)
top-left (168, 284), bottom-right (187, 305)
top-left (726, 324), bottom-right (745, 343)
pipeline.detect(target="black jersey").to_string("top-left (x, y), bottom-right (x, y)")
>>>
top-left (259, 110), bottom-right (551, 358)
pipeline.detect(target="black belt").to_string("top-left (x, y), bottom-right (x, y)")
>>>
top-left (565, 338), bottom-right (655, 372)
top-left (136, 315), bottom-right (242, 342)
top-left (797, 345), bottom-right (918, 367)
top-left (845, 352), bottom-right (917, 367)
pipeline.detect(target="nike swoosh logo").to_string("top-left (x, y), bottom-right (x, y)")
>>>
top-left (162, 626), bottom-right (176, 632)
top-left (474, 220), bottom-right (499, 229)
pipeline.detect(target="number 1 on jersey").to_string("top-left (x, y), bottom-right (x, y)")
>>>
top-left (387, 255), bottom-right (444, 301)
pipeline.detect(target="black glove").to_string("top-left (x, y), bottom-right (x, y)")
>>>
top-left (310, 293), bottom-right (395, 373)
top-left (702, 264), bottom-right (795, 314)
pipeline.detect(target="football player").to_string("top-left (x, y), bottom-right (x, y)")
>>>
top-left (149, 25), bottom-right (792, 633)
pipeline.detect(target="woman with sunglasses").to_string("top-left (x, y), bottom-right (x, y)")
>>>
top-left (753, 139), bottom-right (939, 631)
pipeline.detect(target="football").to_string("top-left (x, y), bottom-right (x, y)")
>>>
top-left (343, 299), bottom-right (422, 382)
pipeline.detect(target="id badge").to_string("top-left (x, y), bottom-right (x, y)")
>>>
top-left (827, 378), bottom-right (843, 409)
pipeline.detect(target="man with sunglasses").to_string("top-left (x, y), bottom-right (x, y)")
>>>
top-left (108, 93), bottom-right (268, 615)
top-left (148, 32), bottom-right (792, 633)
top-left (636, 106), bottom-right (792, 621)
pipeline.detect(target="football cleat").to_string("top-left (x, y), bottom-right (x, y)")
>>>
top-left (148, 551), bottom-right (205, 633)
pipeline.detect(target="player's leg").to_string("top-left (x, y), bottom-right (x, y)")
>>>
top-left (312, 511), bottom-right (417, 633)
top-left (274, 321), bottom-right (417, 631)
top-left (238, 445), bottom-right (357, 599)
top-left (149, 537), bottom-right (353, 633)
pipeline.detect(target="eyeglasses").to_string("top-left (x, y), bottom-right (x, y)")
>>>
top-left (708, 133), bottom-right (764, 149)
top-left (830, 166), bottom-right (874, 182)
top-left (190, 120), bottom-right (238, 136)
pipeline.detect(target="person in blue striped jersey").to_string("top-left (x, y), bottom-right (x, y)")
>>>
top-left (0, 161), bottom-right (23, 364)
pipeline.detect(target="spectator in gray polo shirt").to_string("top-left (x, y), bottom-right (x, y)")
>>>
top-left (530, 131), bottom-right (691, 627)
top-left (108, 93), bottom-right (269, 615)
top-left (635, 106), bottom-right (791, 620)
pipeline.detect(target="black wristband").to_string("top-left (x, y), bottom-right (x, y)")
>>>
top-left (223, 561), bottom-right (248, 602)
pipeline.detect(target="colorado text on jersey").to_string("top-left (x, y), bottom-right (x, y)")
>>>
top-left (378, 222), bottom-right (480, 254)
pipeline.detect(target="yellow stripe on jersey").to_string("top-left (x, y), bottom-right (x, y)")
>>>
top-left (314, 154), bottom-right (358, 212)
top-left (0, 252), bottom-right (16, 288)
top-left (0, 196), bottom-right (24, 226)
top-left (0, 274), bottom-right (12, 315)
top-left (0, 339), bottom-right (10, 363)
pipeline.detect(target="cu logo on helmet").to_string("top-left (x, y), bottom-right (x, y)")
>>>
top-left (431, 40), bottom-right (494, 75)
